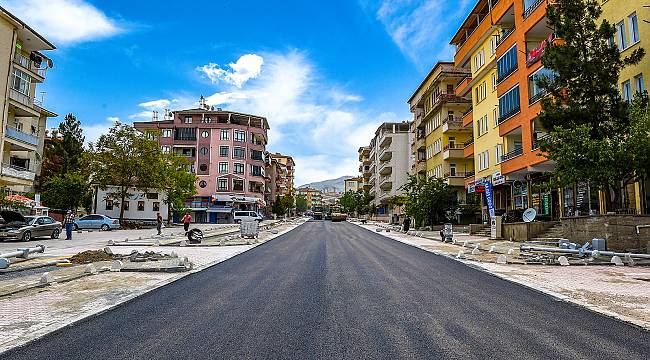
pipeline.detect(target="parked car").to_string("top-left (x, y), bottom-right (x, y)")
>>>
top-left (233, 211), bottom-right (263, 223)
top-left (74, 214), bottom-right (120, 231)
top-left (0, 211), bottom-right (62, 242)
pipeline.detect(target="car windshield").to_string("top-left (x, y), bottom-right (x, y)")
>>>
top-left (25, 216), bottom-right (37, 225)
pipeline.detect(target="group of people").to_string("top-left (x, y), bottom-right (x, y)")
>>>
top-left (59, 211), bottom-right (194, 241)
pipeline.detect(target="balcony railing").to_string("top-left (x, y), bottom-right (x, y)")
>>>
top-left (529, 90), bottom-right (548, 105)
top-left (8, 88), bottom-right (39, 111)
top-left (498, 107), bottom-right (521, 124)
top-left (523, 0), bottom-right (545, 19)
top-left (13, 53), bottom-right (48, 78)
top-left (444, 171), bottom-right (467, 178)
top-left (443, 144), bottom-right (465, 151)
top-left (442, 116), bottom-right (463, 127)
top-left (495, 27), bottom-right (516, 48)
top-left (1, 163), bottom-right (35, 181)
top-left (464, 138), bottom-right (474, 147)
top-left (532, 134), bottom-right (550, 150)
top-left (5, 126), bottom-right (39, 146)
top-left (501, 147), bottom-right (524, 162)
top-left (464, 171), bottom-right (475, 179)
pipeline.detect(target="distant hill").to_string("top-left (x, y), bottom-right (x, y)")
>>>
top-left (298, 176), bottom-right (353, 193)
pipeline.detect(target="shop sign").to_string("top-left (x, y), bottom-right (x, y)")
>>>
top-left (492, 172), bottom-right (506, 186)
top-left (485, 181), bottom-right (495, 218)
top-left (467, 181), bottom-right (476, 193)
top-left (475, 185), bottom-right (485, 193)
top-left (527, 33), bottom-right (556, 65)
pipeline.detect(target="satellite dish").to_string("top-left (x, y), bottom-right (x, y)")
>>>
top-left (523, 208), bottom-right (537, 223)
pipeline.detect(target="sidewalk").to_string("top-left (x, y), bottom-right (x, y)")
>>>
top-left (0, 218), bottom-right (305, 354)
top-left (355, 221), bottom-right (650, 330)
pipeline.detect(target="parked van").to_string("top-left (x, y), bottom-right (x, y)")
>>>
top-left (233, 211), bottom-right (263, 223)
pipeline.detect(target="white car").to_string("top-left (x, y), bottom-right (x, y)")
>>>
top-left (233, 211), bottom-right (263, 223)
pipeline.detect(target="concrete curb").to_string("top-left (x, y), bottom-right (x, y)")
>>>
top-left (350, 221), bottom-right (650, 332)
top-left (0, 219), bottom-right (308, 355)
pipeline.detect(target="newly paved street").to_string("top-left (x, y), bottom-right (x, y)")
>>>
top-left (3, 221), bottom-right (649, 359)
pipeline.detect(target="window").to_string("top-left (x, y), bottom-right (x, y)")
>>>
top-left (622, 80), bottom-right (632, 102)
top-left (162, 129), bottom-right (172, 138)
top-left (234, 162), bottom-right (245, 175)
top-left (493, 108), bottom-right (499, 127)
top-left (220, 129), bottom-right (229, 140)
top-left (498, 85), bottom-right (521, 122)
top-left (106, 199), bottom-right (113, 210)
top-left (477, 115), bottom-right (489, 137)
top-left (449, 164), bottom-right (457, 176)
top-left (137, 201), bottom-right (145, 211)
top-left (234, 130), bottom-right (246, 142)
top-left (529, 67), bottom-right (557, 103)
top-left (153, 202), bottom-right (160, 212)
top-left (616, 21), bottom-right (627, 50)
top-left (199, 163), bottom-right (208, 172)
top-left (161, 145), bottom-right (170, 153)
top-left (495, 144), bottom-right (503, 164)
top-left (219, 162), bottom-right (228, 174)
top-left (629, 13), bottom-right (640, 44)
top-left (478, 150), bottom-right (490, 171)
top-left (218, 178), bottom-right (228, 191)
top-left (426, 145), bottom-right (433, 159)
top-left (202, 116), bottom-right (212, 124)
top-left (251, 150), bottom-right (263, 161)
top-left (200, 147), bottom-right (209, 156)
top-left (250, 165), bottom-right (263, 176)
top-left (147, 193), bottom-right (158, 200)
top-left (233, 147), bottom-right (245, 159)
top-left (11, 68), bottom-right (30, 95)
top-left (233, 179), bottom-right (244, 191)
top-left (123, 201), bottom-right (130, 211)
top-left (184, 116), bottom-right (192, 124)
top-left (490, 36), bottom-right (497, 56)
top-left (491, 72), bottom-right (497, 91)
top-left (199, 180), bottom-right (207, 188)
top-left (201, 130), bottom-right (209, 138)
top-left (497, 45), bottom-right (518, 82)
top-left (220, 146), bottom-right (229, 157)
top-left (634, 74), bottom-right (645, 94)
top-left (474, 48), bottom-right (485, 71)
top-left (174, 128), bottom-right (196, 141)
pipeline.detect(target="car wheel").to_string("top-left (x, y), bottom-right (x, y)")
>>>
top-left (73, 224), bottom-right (79, 231)
top-left (235, 220), bottom-right (241, 224)
top-left (22, 231), bottom-right (31, 242)
top-left (51, 229), bottom-right (60, 239)
top-left (100, 224), bottom-right (110, 231)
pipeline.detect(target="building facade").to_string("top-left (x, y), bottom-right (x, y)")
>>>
top-left (92, 186), bottom-right (170, 222)
top-left (265, 152), bottom-right (295, 209)
top-left (297, 187), bottom-right (322, 210)
top-left (407, 62), bottom-right (473, 204)
top-left (0, 6), bottom-right (56, 193)
top-left (134, 99), bottom-right (269, 223)
top-left (344, 177), bottom-right (362, 193)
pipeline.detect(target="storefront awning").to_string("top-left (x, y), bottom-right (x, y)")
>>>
top-left (212, 194), bottom-right (263, 204)
top-left (207, 207), bottom-right (234, 213)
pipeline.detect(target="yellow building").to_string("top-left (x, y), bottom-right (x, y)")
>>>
top-left (296, 187), bottom-right (322, 210)
top-left (357, 146), bottom-right (372, 191)
top-left (408, 62), bottom-right (473, 202)
top-left (601, 0), bottom-right (650, 214)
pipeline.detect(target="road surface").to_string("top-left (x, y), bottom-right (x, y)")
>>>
top-left (3, 221), bottom-right (649, 359)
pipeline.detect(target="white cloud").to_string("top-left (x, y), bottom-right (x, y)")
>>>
top-left (197, 54), bottom-right (264, 88)
top-left (4, 0), bottom-right (123, 45)
top-left (129, 99), bottom-right (182, 120)
top-left (138, 99), bottom-right (172, 109)
top-left (368, 0), bottom-right (472, 67)
top-left (106, 116), bottom-right (120, 123)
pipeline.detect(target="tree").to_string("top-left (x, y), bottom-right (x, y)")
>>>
top-left (41, 173), bottom-right (92, 212)
top-left (40, 113), bottom-right (85, 181)
top-left (401, 175), bottom-right (457, 227)
top-left (86, 123), bottom-right (166, 222)
top-left (295, 194), bottom-right (308, 213)
top-left (271, 194), bottom-right (294, 217)
top-left (159, 154), bottom-right (197, 219)
top-left (538, 0), bottom-right (645, 211)
top-left (339, 190), bottom-right (362, 214)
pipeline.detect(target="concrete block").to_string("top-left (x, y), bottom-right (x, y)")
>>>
top-left (625, 253), bottom-right (636, 267)
top-left (489, 246), bottom-right (496, 253)
top-left (471, 247), bottom-right (480, 255)
top-left (558, 256), bottom-right (570, 266)
top-left (271, 229), bottom-right (279, 234)
top-left (496, 255), bottom-right (507, 264)
top-left (40, 272), bottom-right (55, 285)
top-left (84, 264), bottom-right (98, 274)
top-left (462, 240), bottom-right (468, 248)
top-left (103, 247), bottom-right (113, 255)
top-left (507, 249), bottom-right (514, 255)
top-left (179, 240), bottom-right (187, 247)
top-left (611, 256), bottom-right (624, 266)
top-left (110, 260), bottom-right (123, 272)
top-left (456, 250), bottom-right (465, 259)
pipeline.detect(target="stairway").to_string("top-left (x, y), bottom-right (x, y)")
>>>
top-left (531, 222), bottom-right (564, 242)
top-left (472, 225), bottom-right (491, 237)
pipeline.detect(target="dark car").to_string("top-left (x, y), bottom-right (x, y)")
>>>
top-left (0, 211), bottom-right (62, 242)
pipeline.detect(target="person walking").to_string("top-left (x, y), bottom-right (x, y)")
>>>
top-left (63, 210), bottom-right (75, 240)
top-left (402, 216), bottom-right (411, 232)
top-left (156, 212), bottom-right (163, 235)
top-left (182, 212), bottom-right (192, 234)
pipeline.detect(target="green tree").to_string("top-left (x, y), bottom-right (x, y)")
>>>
top-left (41, 173), bottom-right (92, 211)
top-left (40, 113), bottom-right (85, 181)
top-left (401, 175), bottom-right (457, 227)
top-left (295, 194), bottom-right (308, 213)
top-left (160, 153), bottom-right (197, 219)
top-left (538, 0), bottom-right (645, 211)
top-left (86, 123), bottom-right (166, 222)
top-left (338, 190), bottom-right (362, 214)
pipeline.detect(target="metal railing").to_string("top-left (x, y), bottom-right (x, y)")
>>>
top-left (443, 144), bottom-right (465, 151)
top-left (523, 0), bottom-right (545, 19)
top-left (532, 134), bottom-right (550, 150)
top-left (465, 171), bottom-right (475, 179)
top-left (5, 126), bottom-right (39, 146)
top-left (495, 27), bottom-right (515, 48)
top-left (498, 107), bottom-right (521, 124)
top-left (13, 53), bottom-right (48, 78)
top-left (444, 171), bottom-right (467, 178)
top-left (529, 90), bottom-right (547, 105)
top-left (501, 147), bottom-right (524, 162)
top-left (1, 163), bottom-right (36, 181)
top-left (464, 138), bottom-right (474, 147)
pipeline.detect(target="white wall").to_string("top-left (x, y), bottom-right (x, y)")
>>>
top-left (93, 186), bottom-right (169, 221)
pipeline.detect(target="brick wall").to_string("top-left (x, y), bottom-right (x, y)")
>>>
top-left (561, 215), bottom-right (650, 253)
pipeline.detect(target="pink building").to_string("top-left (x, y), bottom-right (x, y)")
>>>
top-left (134, 102), bottom-right (269, 223)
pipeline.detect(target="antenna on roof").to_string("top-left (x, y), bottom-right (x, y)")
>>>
top-left (152, 110), bottom-right (159, 121)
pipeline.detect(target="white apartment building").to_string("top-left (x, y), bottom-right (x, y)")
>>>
top-left (92, 186), bottom-right (170, 222)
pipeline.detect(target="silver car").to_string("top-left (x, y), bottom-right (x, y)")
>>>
top-left (0, 211), bottom-right (62, 242)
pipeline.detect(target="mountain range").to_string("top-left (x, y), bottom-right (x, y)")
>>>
top-left (298, 176), bottom-right (354, 193)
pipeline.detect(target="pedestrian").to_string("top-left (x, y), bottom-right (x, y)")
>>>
top-left (403, 216), bottom-right (411, 232)
top-left (156, 212), bottom-right (163, 235)
top-left (63, 210), bottom-right (75, 240)
top-left (182, 212), bottom-right (192, 234)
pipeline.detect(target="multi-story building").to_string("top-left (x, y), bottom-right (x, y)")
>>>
top-left (297, 187), bottom-right (322, 210)
top-left (358, 147), bottom-right (372, 192)
top-left (601, 0), bottom-right (649, 214)
top-left (0, 6), bottom-right (56, 193)
top-left (407, 62), bottom-right (473, 204)
top-left (134, 98), bottom-right (269, 223)
top-left (265, 152), bottom-right (295, 209)
top-left (344, 177), bottom-right (363, 193)
top-left (361, 122), bottom-right (410, 218)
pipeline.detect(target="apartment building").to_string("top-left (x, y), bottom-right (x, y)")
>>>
top-left (134, 98), bottom-right (269, 223)
top-left (601, 0), bottom-right (650, 214)
top-left (344, 177), bottom-right (363, 193)
top-left (361, 122), bottom-right (410, 217)
top-left (358, 146), bottom-right (372, 192)
top-left (265, 152), bottom-right (295, 209)
top-left (0, 7), bottom-right (56, 193)
top-left (297, 187), bottom-right (322, 210)
top-left (407, 62), bottom-right (473, 204)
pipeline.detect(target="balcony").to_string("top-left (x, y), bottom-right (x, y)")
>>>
top-left (1, 163), bottom-right (35, 181)
top-left (498, 107), bottom-right (521, 124)
top-left (497, 65), bottom-right (518, 84)
top-left (379, 177), bottom-right (393, 191)
top-left (464, 170), bottom-right (475, 179)
top-left (379, 150), bottom-right (392, 162)
top-left (379, 163), bottom-right (392, 175)
top-left (532, 134), bottom-right (550, 150)
top-left (13, 53), bottom-right (48, 80)
top-left (523, 0), bottom-right (545, 19)
top-left (495, 27), bottom-right (515, 49)
top-left (379, 135), bottom-right (392, 148)
top-left (443, 144), bottom-right (465, 159)
top-left (442, 117), bottom-right (466, 133)
top-left (443, 171), bottom-right (468, 187)
top-left (501, 147), bottom-right (524, 162)
top-left (9, 88), bottom-right (41, 114)
top-left (5, 126), bottom-right (39, 147)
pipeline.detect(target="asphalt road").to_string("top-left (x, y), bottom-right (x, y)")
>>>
top-left (3, 221), bottom-right (649, 359)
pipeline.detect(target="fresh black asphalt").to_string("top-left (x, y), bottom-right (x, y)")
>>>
top-left (3, 221), bottom-right (649, 359)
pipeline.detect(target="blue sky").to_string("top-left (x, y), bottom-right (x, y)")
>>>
top-left (5, 0), bottom-right (473, 185)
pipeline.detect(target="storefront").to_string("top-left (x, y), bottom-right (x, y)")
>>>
top-left (185, 195), bottom-right (265, 224)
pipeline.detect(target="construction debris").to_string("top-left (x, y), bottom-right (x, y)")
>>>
top-left (69, 250), bottom-right (116, 264)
